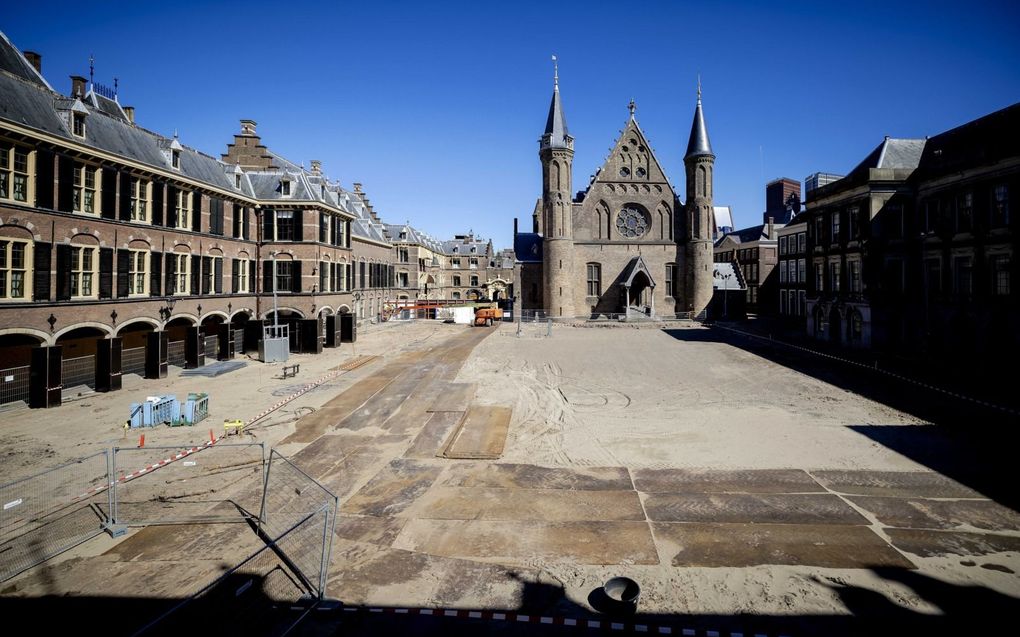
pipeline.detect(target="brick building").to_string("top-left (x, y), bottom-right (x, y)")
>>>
top-left (713, 219), bottom-right (780, 314)
top-left (776, 214), bottom-right (807, 322)
top-left (764, 177), bottom-right (800, 224)
top-left (803, 103), bottom-right (1019, 357)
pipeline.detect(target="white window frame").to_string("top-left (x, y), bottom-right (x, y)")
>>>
top-left (70, 245), bottom-right (98, 299)
top-left (236, 258), bottom-right (249, 293)
top-left (175, 190), bottom-right (192, 230)
top-left (130, 178), bottom-right (150, 223)
top-left (0, 143), bottom-right (33, 204)
top-left (128, 249), bottom-right (149, 296)
top-left (73, 162), bottom-right (99, 214)
top-left (72, 112), bottom-right (86, 138)
top-left (174, 253), bottom-right (190, 295)
top-left (0, 238), bottom-right (32, 301)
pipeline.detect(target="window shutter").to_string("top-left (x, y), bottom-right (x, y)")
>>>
top-left (55, 244), bottom-right (71, 300)
top-left (165, 253), bottom-right (176, 294)
top-left (210, 198), bottom-right (224, 235)
top-left (292, 261), bottom-right (302, 293)
top-left (119, 172), bottom-right (131, 221)
top-left (214, 258), bottom-right (223, 294)
top-left (150, 251), bottom-right (162, 296)
top-left (192, 193), bottom-right (202, 232)
top-left (100, 168), bottom-right (116, 220)
top-left (99, 247), bottom-right (114, 299)
top-left (151, 182), bottom-right (164, 226)
top-left (201, 256), bottom-right (211, 295)
top-left (57, 154), bottom-right (74, 212)
top-left (293, 209), bottom-right (304, 242)
top-left (263, 260), bottom-right (274, 293)
top-left (116, 249), bottom-right (130, 297)
top-left (243, 208), bottom-right (250, 240)
top-left (231, 258), bottom-right (240, 293)
top-left (191, 255), bottom-right (200, 295)
top-left (166, 185), bottom-right (178, 227)
top-left (319, 213), bottom-right (327, 243)
top-left (248, 259), bottom-right (255, 293)
top-left (232, 205), bottom-right (241, 238)
top-left (35, 148), bottom-right (54, 210)
top-left (33, 242), bottom-right (51, 301)
top-left (262, 210), bottom-right (274, 241)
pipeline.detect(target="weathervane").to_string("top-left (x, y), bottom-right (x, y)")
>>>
top-left (628, 98), bottom-right (636, 117)
top-left (697, 73), bottom-right (702, 103)
top-left (89, 54), bottom-right (94, 88)
top-left (552, 54), bottom-right (558, 88)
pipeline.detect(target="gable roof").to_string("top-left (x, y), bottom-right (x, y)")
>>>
top-left (582, 114), bottom-right (677, 201)
top-left (619, 255), bottom-right (656, 288)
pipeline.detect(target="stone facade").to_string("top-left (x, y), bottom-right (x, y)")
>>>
top-left (517, 75), bottom-right (714, 319)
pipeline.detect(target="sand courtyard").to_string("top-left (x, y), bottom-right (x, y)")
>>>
top-left (1, 320), bottom-right (1018, 635)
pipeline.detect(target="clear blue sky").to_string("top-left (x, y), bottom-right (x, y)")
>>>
top-left (5, 1), bottom-right (1019, 246)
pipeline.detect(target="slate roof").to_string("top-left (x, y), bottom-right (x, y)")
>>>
top-left (514, 232), bottom-right (543, 263)
top-left (915, 102), bottom-right (1020, 180)
top-left (685, 96), bottom-right (713, 159)
top-left (543, 82), bottom-right (569, 148)
top-left (845, 137), bottom-right (926, 178)
top-left (0, 32), bottom-right (50, 90)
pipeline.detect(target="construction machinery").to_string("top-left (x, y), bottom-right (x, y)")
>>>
top-left (474, 307), bottom-right (503, 327)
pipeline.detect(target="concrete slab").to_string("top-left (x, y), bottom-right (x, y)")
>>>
top-left (339, 364), bottom-right (435, 433)
top-left (652, 522), bottom-right (914, 569)
top-left (395, 519), bottom-right (659, 565)
top-left (404, 411), bottom-right (465, 459)
top-left (633, 468), bottom-right (824, 494)
top-left (426, 382), bottom-right (477, 412)
top-left (442, 405), bottom-right (512, 459)
top-left (281, 371), bottom-right (400, 443)
top-left (413, 487), bottom-right (645, 521)
top-left (440, 463), bottom-right (633, 491)
top-left (643, 493), bottom-right (869, 525)
top-left (343, 459), bottom-right (444, 517)
top-left (848, 496), bottom-right (1020, 532)
top-left (886, 528), bottom-right (1020, 557)
top-left (811, 470), bottom-right (983, 498)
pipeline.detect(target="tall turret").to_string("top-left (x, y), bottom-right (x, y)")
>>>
top-left (683, 82), bottom-right (715, 317)
top-left (540, 57), bottom-right (575, 318)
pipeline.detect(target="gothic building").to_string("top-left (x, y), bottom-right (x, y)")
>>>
top-left (515, 67), bottom-right (715, 319)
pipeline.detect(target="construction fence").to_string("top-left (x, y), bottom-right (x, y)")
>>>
top-left (0, 365), bottom-right (30, 405)
top-left (0, 442), bottom-right (338, 635)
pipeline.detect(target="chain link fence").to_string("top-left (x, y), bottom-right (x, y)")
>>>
top-left (233, 329), bottom-right (244, 355)
top-left (111, 443), bottom-right (264, 527)
top-left (0, 365), bottom-right (30, 405)
top-left (61, 354), bottom-right (96, 389)
top-left (0, 450), bottom-right (112, 582)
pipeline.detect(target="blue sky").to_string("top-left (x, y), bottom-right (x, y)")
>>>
top-left (4, 1), bottom-right (1019, 246)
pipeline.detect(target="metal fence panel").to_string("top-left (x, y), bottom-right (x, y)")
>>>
top-left (132, 507), bottom-right (327, 636)
top-left (111, 443), bottom-right (264, 527)
top-left (233, 329), bottom-right (244, 354)
top-left (0, 365), bottom-right (30, 405)
top-left (0, 450), bottom-right (111, 582)
top-left (167, 341), bottom-right (185, 367)
top-left (203, 335), bottom-right (218, 360)
top-left (511, 318), bottom-right (553, 338)
top-left (61, 354), bottom-right (95, 389)
top-left (261, 450), bottom-right (337, 596)
top-left (122, 347), bottom-right (146, 376)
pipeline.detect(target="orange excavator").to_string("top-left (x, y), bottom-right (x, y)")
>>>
top-left (473, 307), bottom-right (503, 327)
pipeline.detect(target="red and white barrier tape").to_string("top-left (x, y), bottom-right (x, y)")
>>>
top-left (76, 355), bottom-right (377, 500)
top-left (340, 606), bottom-right (789, 636)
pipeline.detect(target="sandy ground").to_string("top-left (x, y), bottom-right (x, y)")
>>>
top-left (2, 320), bottom-right (1018, 636)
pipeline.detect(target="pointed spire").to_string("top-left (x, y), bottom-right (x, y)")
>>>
top-left (685, 79), bottom-right (713, 160)
top-left (542, 55), bottom-right (570, 149)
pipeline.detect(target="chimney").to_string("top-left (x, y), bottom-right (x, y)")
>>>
top-left (767, 216), bottom-right (775, 240)
top-left (353, 182), bottom-right (362, 193)
top-left (240, 119), bottom-right (257, 136)
top-left (514, 217), bottom-right (519, 237)
top-left (23, 51), bottom-right (41, 74)
top-left (70, 75), bottom-right (87, 98)
top-left (123, 106), bottom-right (135, 124)
top-left (310, 160), bottom-right (321, 175)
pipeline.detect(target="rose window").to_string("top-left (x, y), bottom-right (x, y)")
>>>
top-left (616, 206), bottom-right (648, 238)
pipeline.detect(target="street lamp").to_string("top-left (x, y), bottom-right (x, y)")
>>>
top-left (159, 296), bottom-right (178, 322)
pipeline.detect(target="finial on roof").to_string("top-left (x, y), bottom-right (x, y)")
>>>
top-left (113, 77), bottom-right (119, 101)
top-left (173, 128), bottom-right (178, 139)
top-left (628, 98), bottom-right (636, 117)
top-left (697, 74), bottom-right (702, 104)
top-left (552, 55), bottom-right (558, 89)
top-left (89, 54), bottom-right (94, 89)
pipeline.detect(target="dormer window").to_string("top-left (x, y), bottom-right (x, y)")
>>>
top-left (453, 246), bottom-right (459, 253)
top-left (72, 112), bottom-right (86, 138)
top-left (235, 173), bottom-right (242, 189)
top-left (171, 149), bottom-right (180, 169)
top-left (281, 180), bottom-right (291, 196)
